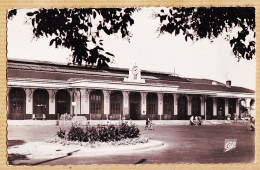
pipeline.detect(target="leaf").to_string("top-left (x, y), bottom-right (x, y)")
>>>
top-left (105, 52), bottom-right (114, 56)
top-left (27, 12), bottom-right (34, 16)
top-left (93, 11), bottom-right (96, 19)
top-left (92, 37), bottom-right (96, 44)
top-left (27, 8), bottom-right (136, 66)
top-left (7, 9), bottom-right (17, 19)
top-left (32, 18), bottom-right (35, 27)
top-left (50, 39), bottom-right (56, 46)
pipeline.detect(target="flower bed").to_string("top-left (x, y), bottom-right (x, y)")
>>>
top-left (56, 122), bottom-right (140, 143)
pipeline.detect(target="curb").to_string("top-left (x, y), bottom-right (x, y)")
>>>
top-left (7, 120), bottom-right (246, 126)
top-left (27, 140), bottom-right (165, 159)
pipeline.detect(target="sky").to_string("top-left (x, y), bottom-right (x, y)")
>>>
top-left (7, 8), bottom-right (256, 90)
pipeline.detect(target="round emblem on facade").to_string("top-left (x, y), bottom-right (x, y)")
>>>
top-left (132, 65), bottom-right (139, 76)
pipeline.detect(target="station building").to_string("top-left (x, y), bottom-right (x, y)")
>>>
top-left (7, 59), bottom-right (255, 120)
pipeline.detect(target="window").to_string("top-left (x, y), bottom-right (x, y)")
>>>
top-left (9, 88), bottom-right (26, 115)
top-left (147, 93), bottom-right (158, 114)
top-left (33, 89), bottom-right (49, 115)
top-left (90, 90), bottom-right (103, 114)
top-left (163, 94), bottom-right (174, 115)
top-left (110, 91), bottom-right (123, 114)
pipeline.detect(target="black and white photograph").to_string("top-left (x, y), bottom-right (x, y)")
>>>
top-left (6, 7), bottom-right (255, 165)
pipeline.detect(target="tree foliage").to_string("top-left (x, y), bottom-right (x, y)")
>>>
top-left (7, 9), bottom-right (17, 19)
top-left (24, 8), bottom-right (135, 68)
top-left (156, 7), bottom-right (255, 60)
top-left (8, 7), bottom-right (255, 68)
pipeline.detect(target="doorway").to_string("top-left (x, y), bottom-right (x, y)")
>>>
top-left (129, 92), bottom-right (141, 120)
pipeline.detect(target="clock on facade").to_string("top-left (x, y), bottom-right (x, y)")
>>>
top-left (132, 65), bottom-right (139, 79)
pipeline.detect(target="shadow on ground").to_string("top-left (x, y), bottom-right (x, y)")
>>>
top-left (8, 150), bottom-right (80, 166)
top-left (7, 140), bottom-right (28, 165)
top-left (8, 153), bottom-right (29, 165)
top-left (135, 159), bottom-right (147, 164)
top-left (7, 140), bottom-right (25, 147)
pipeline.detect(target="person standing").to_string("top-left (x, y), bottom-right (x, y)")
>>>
top-left (145, 118), bottom-right (150, 129)
top-left (195, 116), bottom-right (198, 125)
top-left (190, 116), bottom-right (195, 126)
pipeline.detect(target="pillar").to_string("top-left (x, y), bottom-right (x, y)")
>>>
top-left (173, 94), bottom-right (179, 119)
top-left (103, 90), bottom-right (111, 119)
top-left (47, 89), bottom-right (56, 115)
top-left (187, 96), bottom-right (192, 116)
top-left (157, 93), bottom-right (163, 120)
top-left (72, 89), bottom-right (81, 116)
top-left (236, 98), bottom-right (240, 116)
top-left (122, 91), bottom-right (130, 117)
top-left (200, 96), bottom-right (205, 116)
top-left (7, 88), bottom-right (10, 118)
top-left (225, 98), bottom-right (229, 116)
top-left (141, 92), bottom-right (147, 115)
top-left (68, 90), bottom-right (74, 116)
top-left (245, 98), bottom-right (252, 116)
top-left (245, 98), bottom-right (251, 108)
top-left (213, 97), bottom-right (217, 117)
top-left (81, 89), bottom-right (90, 115)
top-left (25, 88), bottom-right (34, 117)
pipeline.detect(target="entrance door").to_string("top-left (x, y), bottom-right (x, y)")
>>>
top-left (9, 88), bottom-right (26, 120)
top-left (192, 96), bottom-right (201, 116)
top-left (57, 101), bottom-right (67, 114)
top-left (217, 98), bottom-right (225, 120)
top-left (129, 92), bottom-right (141, 120)
top-left (178, 96), bottom-right (187, 120)
top-left (56, 90), bottom-right (71, 119)
top-left (33, 89), bottom-right (49, 118)
top-left (206, 98), bottom-right (213, 120)
top-left (130, 103), bottom-right (139, 120)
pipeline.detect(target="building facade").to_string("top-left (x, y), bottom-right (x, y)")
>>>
top-left (7, 60), bottom-right (255, 120)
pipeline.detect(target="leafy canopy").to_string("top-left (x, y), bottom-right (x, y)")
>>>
top-left (25, 8), bottom-right (135, 68)
top-left (156, 7), bottom-right (255, 60)
top-left (8, 7), bottom-right (255, 68)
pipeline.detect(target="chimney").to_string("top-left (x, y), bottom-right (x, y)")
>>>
top-left (226, 80), bottom-right (231, 88)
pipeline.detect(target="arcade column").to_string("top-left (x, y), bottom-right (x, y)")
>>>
top-left (122, 91), bottom-right (130, 119)
top-left (187, 96), bottom-right (192, 116)
top-left (25, 88), bottom-right (34, 117)
top-left (103, 90), bottom-right (111, 120)
top-left (80, 89), bottom-right (90, 115)
top-left (47, 89), bottom-right (57, 117)
top-left (173, 94), bottom-right (179, 119)
top-left (213, 97), bottom-right (217, 119)
top-left (141, 92), bottom-right (147, 116)
top-left (157, 93), bottom-right (163, 120)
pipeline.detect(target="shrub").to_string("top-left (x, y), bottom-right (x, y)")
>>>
top-left (56, 128), bottom-right (66, 139)
top-left (118, 122), bottom-right (140, 139)
top-left (59, 122), bottom-right (140, 143)
top-left (67, 126), bottom-right (84, 142)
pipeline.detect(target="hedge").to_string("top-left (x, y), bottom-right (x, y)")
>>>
top-left (57, 122), bottom-right (140, 142)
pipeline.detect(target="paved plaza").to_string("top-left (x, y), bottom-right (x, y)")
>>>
top-left (7, 122), bottom-right (255, 165)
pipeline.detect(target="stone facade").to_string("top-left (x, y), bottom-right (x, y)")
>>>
top-left (7, 60), bottom-right (255, 120)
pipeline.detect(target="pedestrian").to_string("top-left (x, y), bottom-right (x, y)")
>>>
top-left (145, 118), bottom-right (150, 130)
top-left (190, 116), bottom-right (195, 126)
top-left (198, 116), bottom-right (202, 125)
top-left (195, 115), bottom-right (198, 125)
top-left (248, 116), bottom-right (255, 131)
